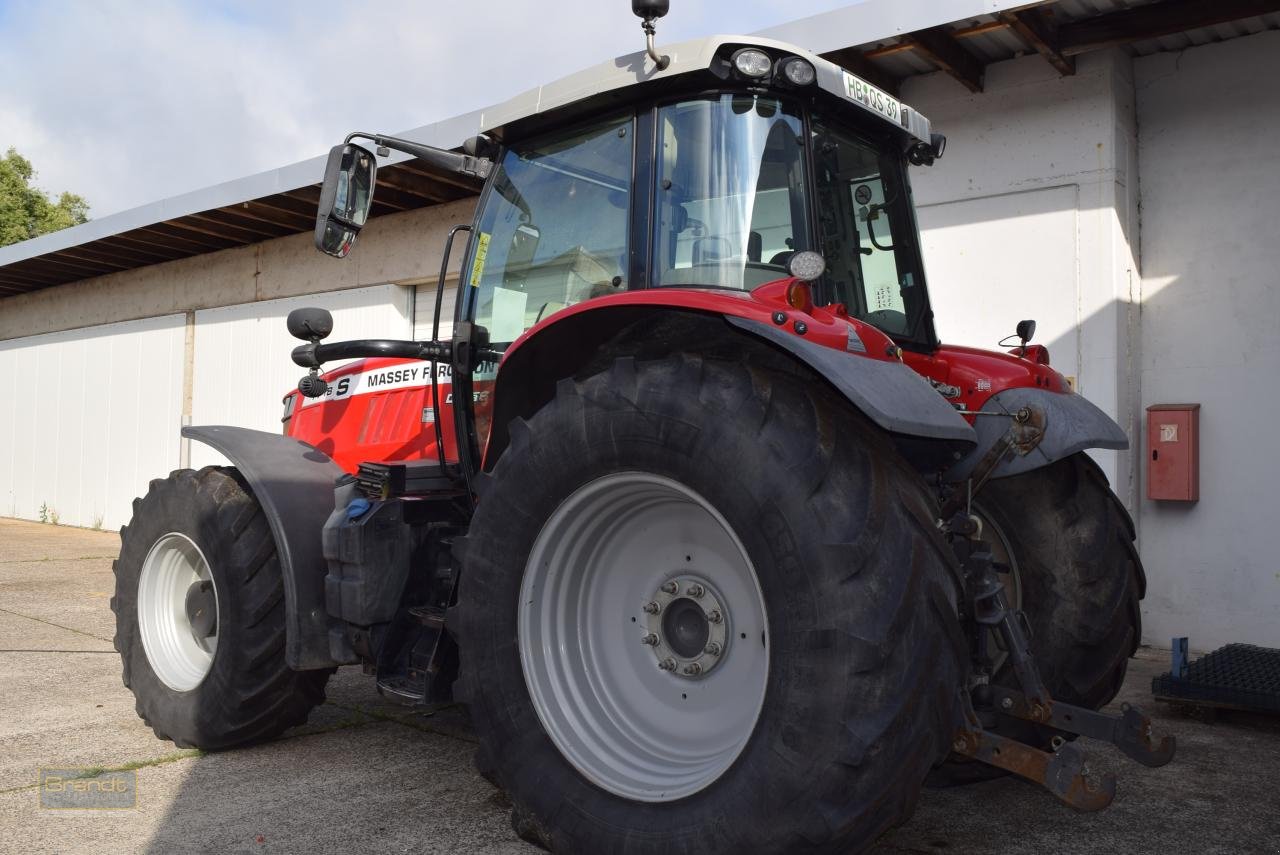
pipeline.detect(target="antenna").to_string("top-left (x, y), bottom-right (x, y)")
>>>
top-left (632, 0), bottom-right (670, 70)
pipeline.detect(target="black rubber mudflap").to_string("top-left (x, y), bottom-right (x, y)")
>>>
top-left (1153, 644), bottom-right (1280, 714)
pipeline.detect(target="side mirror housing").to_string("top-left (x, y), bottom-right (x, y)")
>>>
top-left (632, 0), bottom-right (669, 19)
top-left (287, 307), bottom-right (334, 341)
top-left (315, 143), bottom-right (378, 258)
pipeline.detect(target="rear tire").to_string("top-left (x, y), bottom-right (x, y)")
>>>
top-left (930, 453), bottom-right (1144, 785)
top-left (453, 355), bottom-right (967, 854)
top-left (112, 466), bottom-right (330, 750)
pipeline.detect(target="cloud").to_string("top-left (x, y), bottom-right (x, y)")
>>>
top-left (0, 0), bottom-right (852, 218)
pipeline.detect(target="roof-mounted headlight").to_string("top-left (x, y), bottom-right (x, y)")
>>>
top-left (780, 57), bottom-right (815, 86)
top-left (731, 48), bottom-right (772, 78)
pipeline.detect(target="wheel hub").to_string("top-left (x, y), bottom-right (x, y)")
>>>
top-left (184, 579), bottom-right (218, 638)
top-left (644, 576), bottom-right (728, 678)
top-left (137, 532), bottom-right (219, 692)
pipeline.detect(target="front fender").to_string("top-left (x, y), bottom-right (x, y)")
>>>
top-left (182, 425), bottom-right (353, 669)
top-left (946, 387), bottom-right (1128, 482)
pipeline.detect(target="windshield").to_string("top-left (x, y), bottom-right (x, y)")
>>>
top-left (653, 95), bottom-right (812, 290)
top-left (811, 115), bottom-right (934, 345)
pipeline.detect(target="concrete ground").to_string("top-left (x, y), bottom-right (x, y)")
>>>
top-left (1, 517), bottom-right (1277, 855)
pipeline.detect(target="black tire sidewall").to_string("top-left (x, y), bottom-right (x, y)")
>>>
top-left (114, 468), bottom-right (322, 749)
top-left (459, 358), bottom-right (964, 853)
top-left (978, 453), bottom-right (1141, 707)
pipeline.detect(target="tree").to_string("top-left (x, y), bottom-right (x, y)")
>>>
top-left (0, 148), bottom-right (90, 247)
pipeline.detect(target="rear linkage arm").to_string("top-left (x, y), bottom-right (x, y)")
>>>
top-left (944, 521), bottom-right (1175, 812)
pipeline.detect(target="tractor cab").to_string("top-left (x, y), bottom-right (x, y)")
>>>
top-left (461, 43), bottom-right (943, 352)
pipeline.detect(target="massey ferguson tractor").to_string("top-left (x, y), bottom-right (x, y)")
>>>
top-left (112, 4), bottom-right (1174, 852)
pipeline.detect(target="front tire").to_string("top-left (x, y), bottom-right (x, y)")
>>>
top-left (112, 466), bottom-right (330, 749)
top-left (979, 453), bottom-right (1145, 708)
top-left (454, 355), bottom-right (967, 855)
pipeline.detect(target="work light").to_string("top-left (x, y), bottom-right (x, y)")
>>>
top-left (780, 57), bottom-right (815, 86)
top-left (732, 48), bottom-right (772, 78)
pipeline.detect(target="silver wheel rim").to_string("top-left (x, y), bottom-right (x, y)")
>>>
top-left (519, 473), bottom-right (768, 802)
top-left (972, 505), bottom-right (1022, 673)
top-left (137, 532), bottom-right (219, 692)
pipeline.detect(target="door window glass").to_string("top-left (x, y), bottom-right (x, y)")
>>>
top-left (468, 116), bottom-right (632, 345)
top-left (811, 117), bottom-right (932, 343)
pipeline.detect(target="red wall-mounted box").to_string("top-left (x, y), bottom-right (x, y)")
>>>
top-left (1147, 404), bottom-right (1200, 502)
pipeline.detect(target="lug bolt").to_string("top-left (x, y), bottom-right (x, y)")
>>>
top-left (705, 642), bottom-right (722, 656)
top-left (660, 581), bottom-right (679, 595)
top-left (641, 633), bottom-right (659, 646)
top-left (953, 738), bottom-right (967, 752)
top-left (643, 601), bottom-right (661, 615)
top-left (683, 663), bottom-right (703, 676)
top-left (1001, 697), bottom-right (1013, 710)
top-left (706, 609), bottom-right (723, 624)
top-left (658, 658), bottom-right (677, 671)
top-left (686, 583), bottom-right (705, 598)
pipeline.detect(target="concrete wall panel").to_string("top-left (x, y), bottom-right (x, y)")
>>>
top-left (0, 198), bottom-right (476, 342)
top-left (1135, 30), bottom-right (1280, 649)
top-left (0, 315), bottom-right (186, 530)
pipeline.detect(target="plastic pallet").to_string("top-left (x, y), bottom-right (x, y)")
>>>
top-left (1153, 643), bottom-right (1280, 715)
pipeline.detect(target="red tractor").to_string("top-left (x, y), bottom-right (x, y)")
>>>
top-left (112, 5), bottom-right (1172, 852)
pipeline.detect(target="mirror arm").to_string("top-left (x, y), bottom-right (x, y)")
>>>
top-left (344, 131), bottom-right (492, 179)
top-left (291, 339), bottom-right (451, 369)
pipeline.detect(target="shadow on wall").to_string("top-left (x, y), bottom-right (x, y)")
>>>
top-left (917, 170), bottom-right (1277, 650)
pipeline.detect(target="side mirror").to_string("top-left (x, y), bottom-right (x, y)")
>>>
top-left (1016, 319), bottom-right (1036, 345)
top-left (315, 143), bottom-right (378, 258)
top-left (287, 307), bottom-right (334, 341)
top-left (632, 0), bottom-right (669, 18)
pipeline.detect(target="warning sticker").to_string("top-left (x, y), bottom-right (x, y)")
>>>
top-left (469, 232), bottom-right (491, 287)
top-left (1160, 423), bottom-right (1179, 442)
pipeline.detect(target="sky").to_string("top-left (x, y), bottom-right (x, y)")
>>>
top-left (0, 0), bottom-right (856, 219)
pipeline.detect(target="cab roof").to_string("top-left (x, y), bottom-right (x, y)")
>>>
top-left (476, 34), bottom-right (933, 145)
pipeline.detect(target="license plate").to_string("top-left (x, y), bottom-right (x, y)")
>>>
top-left (844, 71), bottom-right (901, 124)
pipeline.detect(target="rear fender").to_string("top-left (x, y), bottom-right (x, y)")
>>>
top-left (946, 387), bottom-right (1128, 482)
top-left (182, 425), bottom-right (354, 669)
top-left (483, 304), bottom-right (976, 472)
top-left (725, 316), bottom-right (975, 442)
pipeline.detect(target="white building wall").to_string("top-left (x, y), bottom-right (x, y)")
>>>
top-left (904, 49), bottom-right (1142, 506)
top-left (0, 315), bottom-right (186, 530)
top-left (190, 284), bottom-right (414, 469)
top-left (1133, 30), bottom-right (1280, 649)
